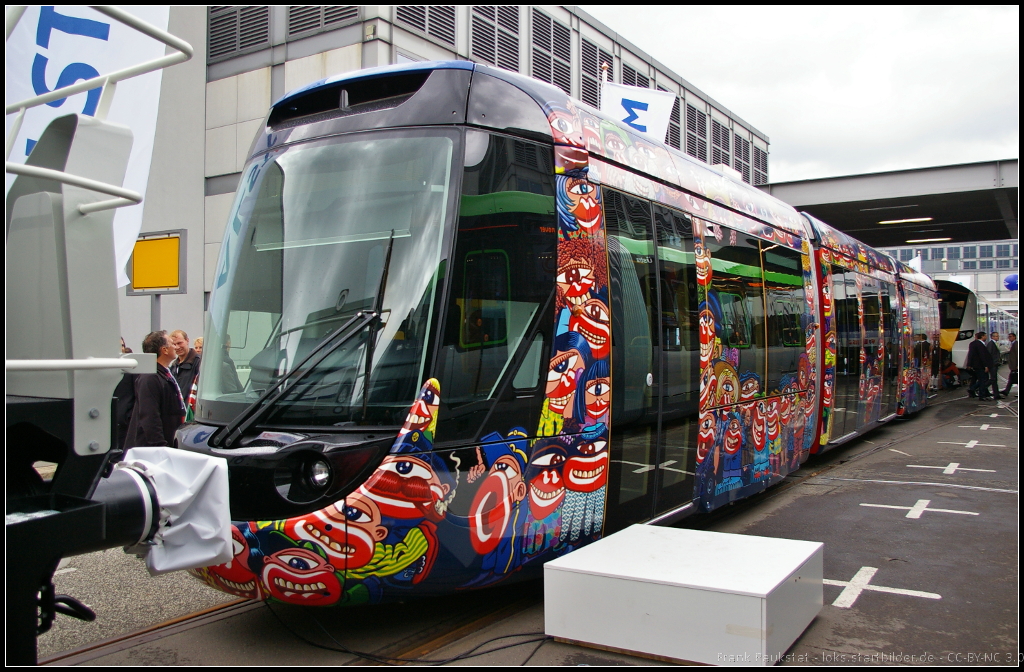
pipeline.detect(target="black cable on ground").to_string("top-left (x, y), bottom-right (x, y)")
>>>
top-left (265, 601), bottom-right (549, 665)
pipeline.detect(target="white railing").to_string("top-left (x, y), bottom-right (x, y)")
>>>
top-left (6, 358), bottom-right (140, 372)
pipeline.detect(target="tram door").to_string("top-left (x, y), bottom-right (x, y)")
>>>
top-left (602, 190), bottom-right (697, 532)
top-left (831, 266), bottom-right (859, 439)
top-left (880, 281), bottom-right (900, 418)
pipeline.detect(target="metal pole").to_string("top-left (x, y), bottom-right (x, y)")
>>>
top-left (151, 294), bottom-right (161, 332)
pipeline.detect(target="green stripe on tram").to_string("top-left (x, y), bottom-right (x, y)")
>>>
top-left (460, 191), bottom-right (555, 217)
top-left (611, 235), bottom-right (801, 287)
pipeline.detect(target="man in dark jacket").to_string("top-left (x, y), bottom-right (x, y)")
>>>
top-left (965, 332), bottom-right (995, 400)
top-left (169, 329), bottom-right (202, 397)
top-left (1002, 332), bottom-right (1017, 396)
top-left (987, 332), bottom-right (1004, 400)
top-left (124, 331), bottom-right (186, 447)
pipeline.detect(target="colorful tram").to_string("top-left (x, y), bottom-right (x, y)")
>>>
top-left (180, 61), bottom-right (940, 606)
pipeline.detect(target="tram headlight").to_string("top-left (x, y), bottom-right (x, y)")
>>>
top-left (308, 459), bottom-right (332, 489)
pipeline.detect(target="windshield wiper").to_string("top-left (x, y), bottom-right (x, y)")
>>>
top-left (210, 310), bottom-right (378, 448)
top-left (361, 230), bottom-right (395, 422)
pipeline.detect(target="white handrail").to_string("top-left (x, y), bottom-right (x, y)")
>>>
top-left (4, 6), bottom-right (193, 115)
top-left (6, 358), bottom-right (140, 371)
top-left (5, 162), bottom-right (142, 214)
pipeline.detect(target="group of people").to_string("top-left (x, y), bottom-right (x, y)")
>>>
top-left (115, 330), bottom-right (203, 450)
top-left (964, 331), bottom-right (1018, 401)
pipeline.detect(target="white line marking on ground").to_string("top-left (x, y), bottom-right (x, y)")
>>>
top-left (958, 424), bottom-right (1011, 430)
top-left (860, 499), bottom-right (978, 519)
top-left (889, 449), bottom-right (912, 456)
top-left (813, 477), bottom-right (1018, 494)
top-left (54, 568), bottom-right (77, 575)
top-left (907, 463), bottom-right (996, 474)
top-left (825, 567), bottom-right (941, 608)
top-left (938, 440), bottom-right (1006, 448)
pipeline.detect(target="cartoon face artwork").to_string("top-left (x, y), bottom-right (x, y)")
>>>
top-left (547, 104), bottom-right (583, 147)
top-left (765, 397), bottom-right (781, 441)
top-left (723, 415), bottom-right (743, 454)
top-left (287, 493), bottom-right (389, 571)
top-left (469, 444), bottom-right (528, 555)
top-left (399, 379), bottom-right (440, 436)
top-left (699, 305), bottom-right (716, 361)
top-left (583, 376), bottom-right (610, 422)
top-left (546, 338), bottom-right (589, 418)
top-left (696, 410), bottom-right (716, 464)
top-left (262, 547), bottom-right (342, 606)
top-left (557, 256), bottom-right (596, 306)
top-left (713, 361), bottom-right (739, 406)
top-left (739, 372), bottom-right (761, 401)
top-left (563, 177), bottom-right (602, 230)
top-left (568, 298), bottom-right (610, 360)
top-left (694, 238), bottom-right (712, 286)
top-left (525, 443), bottom-right (567, 520)
top-left (361, 453), bottom-right (451, 522)
top-left (198, 526), bottom-right (261, 599)
top-left (751, 399), bottom-right (767, 450)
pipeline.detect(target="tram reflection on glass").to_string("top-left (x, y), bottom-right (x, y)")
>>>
top-left (179, 61), bottom-right (940, 606)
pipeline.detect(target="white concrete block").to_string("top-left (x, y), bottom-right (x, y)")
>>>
top-left (236, 67), bottom-right (271, 123)
top-left (284, 53), bottom-right (325, 95)
top-left (324, 44), bottom-right (362, 78)
top-left (205, 125), bottom-right (236, 177)
top-left (206, 76), bottom-right (238, 129)
top-left (205, 193), bottom-right (236, 245)
top-left (544, 525), bottom-right (823, 666)
top-left (204, 242), bottom-right (222, 292)
top-left (235, 118), bottom-right (265, 172)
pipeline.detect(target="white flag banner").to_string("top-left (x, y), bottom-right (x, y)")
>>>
top-left (907, 254), bottom-right (923, 272)
top-left (600, 81), bottom-right (676, 144)
top-left (6, 5), bottom-right (171, 287)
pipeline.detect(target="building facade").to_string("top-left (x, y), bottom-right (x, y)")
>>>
top-left (882, 239), bottom-right (1019, 313)
top-left (120, 5), bottom-right (770, 349)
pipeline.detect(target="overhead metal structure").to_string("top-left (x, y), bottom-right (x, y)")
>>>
top-left (760, 159), bottom-right (1018, 249)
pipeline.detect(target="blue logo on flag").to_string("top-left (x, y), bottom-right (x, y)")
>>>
top-left (620, 98), bottom-right (649, 133)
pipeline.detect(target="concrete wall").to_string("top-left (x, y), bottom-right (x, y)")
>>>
top-left (118, 5), bottom-right (207, 352)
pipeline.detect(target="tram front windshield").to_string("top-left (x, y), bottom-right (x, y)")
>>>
top-left (198, 129), bottom-right (456, 427)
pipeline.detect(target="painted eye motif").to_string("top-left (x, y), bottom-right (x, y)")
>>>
top-left (421, 389), bottom-right (436, 404)
top-left (231, 538), bottom-right (244, 555)
top-left (585, 303), bottom-right (609, 323)
top-left (384, 460), bottom-right (432, 480)
top-left (532, 452), bottom-right (565, 467)
top-left (279, 553), bottom-right (319, 571)
top-left (579, 440), bottom-right (607, 455)
top-left (552, 117), bottom-right (574, 135)
top-left (586, 380), bottom-right (608, 396)
top-left (344, 505), bottom-right (371, 524)
top-left (569, 182), bottom-right (593, 196)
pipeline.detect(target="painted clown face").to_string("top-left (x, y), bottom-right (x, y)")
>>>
top-left (699, 308), bottom-right (716, 361)
top-left (469, 454), bottom-right (527, 555)
top-left (825, 330), bottom-right (836, 354)
top-left (751, 400), bottom-right (767, 450)
top-left (569, 298), bottom-right (610, 360)
top-left (584, 376), bottom-right (610, 422)
top-left (822, 370), bottom-right (834, 405)
top-left (262, 547), bottom-right (341, 606)
top-left (696, 410), bottom-right (716, 464)
top-left (548, 107), bottom-right (582, 146)
top-left (287, 492), bottom-right (388, 570)
top-left (564, 437), bottom-right (608, 494)
top-left (694, 240), bottom-right (712, 286)
top-left (766, 397), bottom-right (781, 439)
top-left (779, 394), bottom-right (793, 423)
top-left (361, 454), bottom-right (450, 522)
top-left (713, 362), bottom-right (739, 406)
top-left (723, 416), bottom-right (743, 454)
top-left (603, 130), bottom-right (628, 162)
top-left (581, 115), bottom-right (602, 152)
top-left (821, 281), bottom-right (833, 315)
top-left (564, 178), bottom-right (601, 229)
top-left (699, 365), bottom-right (717, 409)
top-left (526, 445), bottom-right (567, 519)
top-left (740, 375), bottom-right (760, 402)
top-left (557, 257), bottom-right (595, 307)
top-left (202, 526), bottom-right (261, 599)
top-left (402, 380), bottom-right (439, 434)
top-left (546, 347), bottom-right (586, 416)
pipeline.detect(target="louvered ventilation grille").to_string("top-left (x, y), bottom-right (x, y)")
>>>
top-left (580, 38), bottom-right (612, 108)
top-left (531, 9), bottom-right (571, 95)
top-left (514, 140), bottom-right (539, 168)
top-left (397, 6), bottom-right (456, 46)
top-left (661, 89), bottom-right (681, 149)
top-left (685, 103), bottom-right (708, 163)
top-left (622, 63), bottom-right (649, 89)
top-left (472, 6), bottom-right (519, 72)
top-left (732, 133), bottom-right (751, 183)
top-left (753, 146), bottom-right (768, 185)
top-left (711, 119), bottom-right (730, 166)
top-left (209, 6), bottom-right (270, 60)
top-left (288, 6), bottom-right (321, 36)
top-left (324, 6), bottom-right (358, 26)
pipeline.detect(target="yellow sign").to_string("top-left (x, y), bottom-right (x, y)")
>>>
top-left (132, 236), bottom-right (180, 290)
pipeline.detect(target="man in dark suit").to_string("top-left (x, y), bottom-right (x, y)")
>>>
top-left (124, 331), bottom-right (186, 447)
top-left (169, 329), bottom-right (202, 398)
top-left (1003, 332), bottom-right (1018, 396)
top-left (987, 332), bottom-right (1004, 400)
top-left (965, 332), bottom-right (995, 400)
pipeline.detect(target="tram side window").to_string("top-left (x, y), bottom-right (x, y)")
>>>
top-left (436, 132), bottom-right (556, 412)
top-left (762, 244), bottom-right (807, 392)
top-left (703, 232), bottom-right (767, 392)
